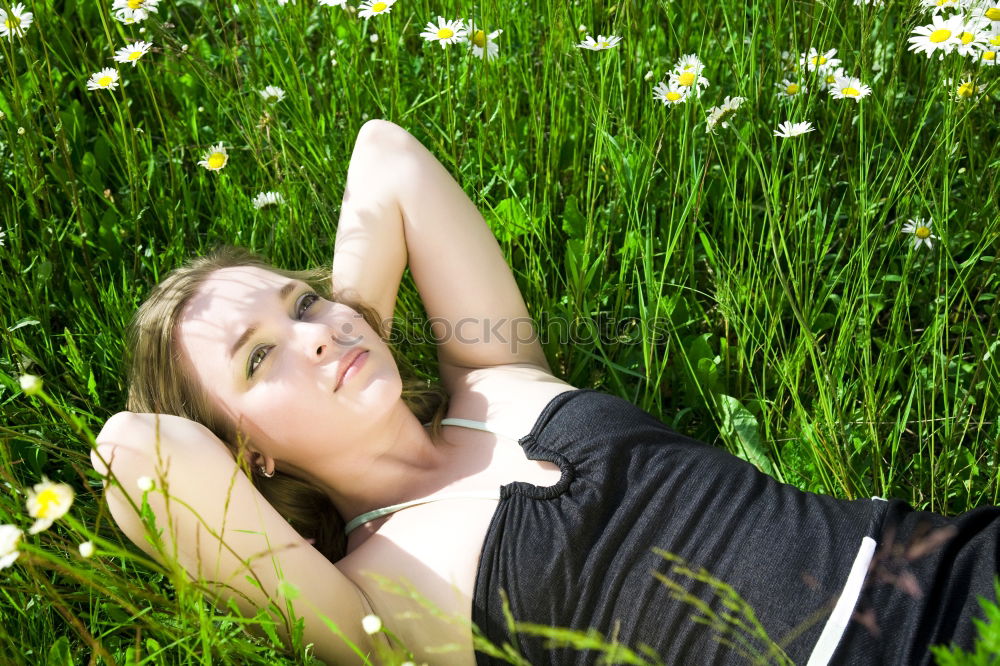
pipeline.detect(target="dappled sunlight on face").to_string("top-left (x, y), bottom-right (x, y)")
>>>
top-left (175, 266), bottom-right (403, 473)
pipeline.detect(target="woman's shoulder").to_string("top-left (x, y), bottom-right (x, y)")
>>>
top-left (441, 362), bottom-right (579, 437)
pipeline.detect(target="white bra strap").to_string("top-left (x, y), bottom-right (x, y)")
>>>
top-left (344, 491), bottom-right (501, 535)
top-left (438, 417), bottom-right (523, 442)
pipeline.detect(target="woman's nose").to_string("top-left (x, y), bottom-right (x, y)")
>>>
top-left (299, 322), bottom-right (337, 363)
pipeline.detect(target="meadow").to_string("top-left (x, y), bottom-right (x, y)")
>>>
top-left (1, 0), bottom-right (999, 662)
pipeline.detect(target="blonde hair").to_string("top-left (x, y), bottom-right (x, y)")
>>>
top-left (124, 245), bottom-right (448, 562)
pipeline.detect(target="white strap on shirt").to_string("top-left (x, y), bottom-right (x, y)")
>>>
top-left (806, 496), bottom-right (887, 665)
top-left (343, 418), bottom-right (519, 535)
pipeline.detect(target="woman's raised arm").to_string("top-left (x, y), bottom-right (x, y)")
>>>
top-left (90, 412), bottom-right (380, 664)
top-left (332, 119), bottom-right (551, 380)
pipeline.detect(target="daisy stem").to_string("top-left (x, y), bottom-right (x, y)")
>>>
top-left (443, 45), bottom-right (457, 161)
top-left (108, 90), bottom-right (140, 216)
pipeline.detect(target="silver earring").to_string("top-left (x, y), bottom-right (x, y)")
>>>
top-left (259, 465), bottom-right (275, 478)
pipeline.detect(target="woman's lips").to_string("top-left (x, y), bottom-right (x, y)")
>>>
top-left (335, 350), bottom-right (369, 391)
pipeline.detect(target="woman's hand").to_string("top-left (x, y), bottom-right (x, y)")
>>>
top-left (90, 411), bottom-right (378, 664)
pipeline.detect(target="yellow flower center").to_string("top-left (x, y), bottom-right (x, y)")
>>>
top-left (98, 76), bottom-right (114, 87)
top-left (666, 91), bottom-right (683, 101)
top-left (677, 71), bottom-right (695, 86)
top-left (961, 32), bottom-right (974, 44)
top-left (842, 86), bottom-right (859, 96)
top-left (437, 28), bottom-right (453, 39)
top-left (786, 83), bottom-right (800, 94)
top-left (825, 74), bottom-right (836, 84)
top-left (985, 51), bottom-right (996, 61)
top-left (929, 29), bottom-right (952, 43)
top-left (372, 2), bottom-right (386, 11)
top-left (990, 36), bottom-right (1000, 46)
top-left (207, 153), bottom-right (226, 169)
top-left (810, 55), bottom-right (827, 65)
top-left (986, 8), bottom-right (1000, 20)
top-left (957, 81), bottom-right (975, 97)
top-left (128, 50), bottom-right (143, 60)
top-left (915, 226), bottom-right (931, 239)
top-left (127, 0), bottom-right (143, 8)
top-left (936, 0), bottom-right (954, 5)
top-left (36, 489), bottom-right (61, 518)
top-left (473, 30), bottom-right (486, 47)
top-left (599, 41), bottom-right (609, 48)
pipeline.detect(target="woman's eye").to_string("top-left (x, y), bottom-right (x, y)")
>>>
top-left (248, 346), bottom-right (271, 378)
top-left (247, 293), bottom-right (320, 379)
top-left (298, 293), bottom-right (320, 317)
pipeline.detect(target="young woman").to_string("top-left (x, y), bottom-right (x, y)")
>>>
top-left (91, 119), bottom-right (998, 666)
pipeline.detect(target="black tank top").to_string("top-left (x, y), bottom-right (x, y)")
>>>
top-left (471, 389), bottom-right (889, 665)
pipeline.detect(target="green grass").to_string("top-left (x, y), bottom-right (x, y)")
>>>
top-left (1, 0), bottom-right (999, 662)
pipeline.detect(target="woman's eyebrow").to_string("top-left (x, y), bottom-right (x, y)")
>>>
top-left (228, 281), bottom-right (302, 360)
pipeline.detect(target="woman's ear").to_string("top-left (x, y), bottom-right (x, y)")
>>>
top-left (248, 449), bottom-right (274, 476)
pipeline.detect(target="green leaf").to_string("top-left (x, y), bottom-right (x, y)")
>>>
top-left (8, 318), bottom-right (41, 332)
top-left (46, 636), bottom-right (73, 666)
top-left (561, 194), bottom-right (588, 240)
top-left (486, 198), bottom-right (532, 244)
top-left (10, 438), bottom-right (48, 477)
top-left (718, 394), bottom-right (775, 476)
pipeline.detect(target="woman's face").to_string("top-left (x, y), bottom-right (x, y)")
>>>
top-left (176, 266), bottom-right (401, 473)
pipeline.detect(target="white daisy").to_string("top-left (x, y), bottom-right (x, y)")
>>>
top-left (137, 476), bottom-right (155, 492)
top-left (668, 59), bottom-right (709, 96)
top-left (575, 34), bottom-right (622, 50)
top-left (198, 143), bottom-right (229, 171)
top-left (979, 48), bottom-right (998, 64)
top-left (0, 3), bottom-right (33, 39)
top-left (775, 78), bottom-right (806, 99)
top-left (252, 191), bottom-right (285, 209)
top-left (828, 75), bottom-right (871, 101)
top-left (920, 0), bottom-right (967, 16)
top-left (779, 50), bottom-right (798, 72)
top-left (19, 374), bottom-right (41, 394)
top-left (0, 525), bottom-right (22, 570)
top-left (111, 0), bottom-right (160, 24)
top-left (705, 95), bottom-right (746, 134)
top-left (86, 68), bottom-right (121, 91)
top-left (901, 218), bottom-right (938, 249)
top-left (908, 14), bottom-right (965, 59)
top-left (674, 53), bottom-right (706, 75)
top-left (818, 66), bottom-right (847, 90)
top-left (259, 85), bottom-right (285, 103)
top-left (652, 81), bottom-right (689, 105)
top-left (78, 541), bottom-right (95, 558)
top-left (969, 1), bottom-right (1000, 22)
top-left (774, 120), bottom-right (815, 138)
top-left (0, 227), bottom-right (6, 246)
top-left (113, 40), bottom-right (153, 67)
top-left (357, 0), bottom-right (395, 19)
top-left (800, 48), bottom-right (842, 72)
top-left (466, 22), bottom-right (502, 61)
top-left (987, 25), bottom-right (1000, 49)
top-left (26, 476), bottom-right (75, 535)
top-left (946, 76), bottom-right (985, 99)
top-left (954, 16), bottom-right (990, 56)
top-left (362, 614), bottom-right (382, 634)
top-left (419, 16), bottom-right (467, 49)
top-left (670, 73), bottom-right (709, 95)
